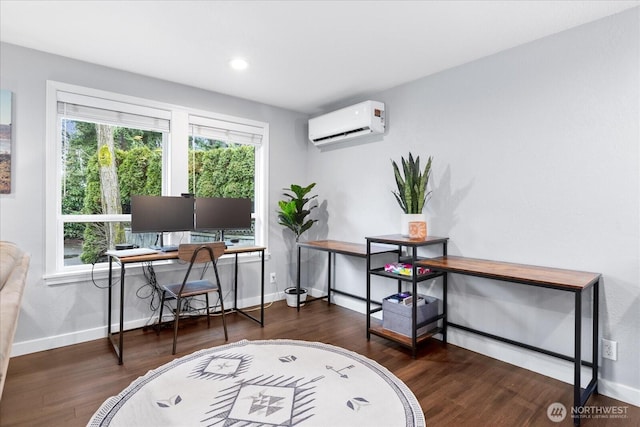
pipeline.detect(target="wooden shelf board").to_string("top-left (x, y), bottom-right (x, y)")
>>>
top-left (369, 267), bottom-right (444, 282)
top-left (369, 321), bottom-right (441, 347)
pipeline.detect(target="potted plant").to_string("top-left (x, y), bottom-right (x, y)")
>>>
top-left (277, 183), bottom-right (318, 306)
top-left (391, 153), bottom-right (433, 236)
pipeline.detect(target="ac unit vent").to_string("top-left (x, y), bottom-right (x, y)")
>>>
top-left (309, 101), bottom-right (385, 147)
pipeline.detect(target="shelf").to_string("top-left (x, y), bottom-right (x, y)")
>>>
top-left (369, 266), bottom-right (444, 282)
top-left (365, 234), bottom-right (449, 358)
top-left (366, 234), bottom-right (449, 247)
top-left (397, 255), bottom-right (430, 263)
top-left (369, 319), bottom-right (442, 347)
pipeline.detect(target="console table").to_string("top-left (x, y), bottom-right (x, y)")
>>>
top-left (417, 255), bottom-right (600, 426)
top-left (295, 240), bottom-right (398, 311)
top-left (107, 245), bottom-right (266, 364)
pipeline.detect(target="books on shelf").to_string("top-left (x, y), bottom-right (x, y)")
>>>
top-left (384, 292), bottom-right (426, 306)
top-left (384, 262), bottom-right (430, 276)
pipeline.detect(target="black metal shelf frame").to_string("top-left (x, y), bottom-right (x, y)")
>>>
top-left (365, 235), bottom-right (449, 357)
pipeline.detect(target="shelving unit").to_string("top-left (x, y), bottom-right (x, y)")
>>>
top-left (365, 234), bottom-right (449, 357)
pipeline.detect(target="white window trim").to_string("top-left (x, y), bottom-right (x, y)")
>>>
top-left (45, 81), bottom-right (269, 284)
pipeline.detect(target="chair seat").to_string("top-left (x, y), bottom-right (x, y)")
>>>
top-left (162, 280), bottom-right (219, 298)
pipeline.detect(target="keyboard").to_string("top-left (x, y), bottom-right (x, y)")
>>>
top-left (150, 245), bottom-right (179, 252)
top-left (106, 248), bottom-right (159, 258)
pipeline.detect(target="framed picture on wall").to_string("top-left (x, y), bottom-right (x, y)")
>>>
top-left (0, 89), bottom-right (12, 194)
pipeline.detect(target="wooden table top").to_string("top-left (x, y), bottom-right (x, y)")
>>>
top-left (111, 245), bottom-right (266, 264)
top-left (366, 234), bottom-right (449, 246)
top-left (418, 255), bottom-right (601, 290)
top-left (297, 240), bottom-right (398, 257)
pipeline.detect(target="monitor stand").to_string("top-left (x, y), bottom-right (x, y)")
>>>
top-left (150, 233), bottom-right (178, 251)
top-left (220, 230), bottom-right (233, 247)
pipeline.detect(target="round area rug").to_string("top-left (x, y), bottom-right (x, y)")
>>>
top-left (88, 339), bottom-right (425, 427)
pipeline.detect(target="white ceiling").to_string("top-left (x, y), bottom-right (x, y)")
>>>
top-left (1, 1), bottom-right (638, 114)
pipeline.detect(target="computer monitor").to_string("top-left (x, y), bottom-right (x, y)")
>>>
top-left (130, 195), bottom-right (195, 234)
top-left (194, 197), bottom-right (252, 231)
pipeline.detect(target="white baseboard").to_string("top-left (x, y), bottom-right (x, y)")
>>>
top-left (597, 378), bottom-right (640, 408)
top-left (11, 290), bottom-right (284, 357)
top-left (447, 328), bottom-right (640, 407)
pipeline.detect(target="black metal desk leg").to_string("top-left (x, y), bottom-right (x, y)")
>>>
top-left (233, 253), bottom-right (239, 311)
top-left (260, 249), bottom-right (265, 326)
top-left (327, 252), bottom-right (332, 305)
top-left (229, 248), bottom-right (266, 326)
top-left (411, 245), bottom-right (418, 358)
top-left (442, 272), bottom-right (448, 343)
top-left (118, 263), bottom-right (125, 365)
top-left (108, 258), bottom-right (113, 336)
top-left (592, 280), bottom-right (599, 394)
top-left (296, 245), bottom-right (302, 312)
top-left (366, 240), bottom-right (371, 340)
top-left (573, 290), bottom-right (582, 426)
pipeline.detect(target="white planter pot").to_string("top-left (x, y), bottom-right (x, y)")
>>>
top-left (284, 287), bottom-right (308, 307)
top-left (400, 213), bottom-right (425, 237)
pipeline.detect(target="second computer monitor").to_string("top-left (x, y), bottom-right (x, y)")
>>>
top-left (195, 197), bottom-right (252, 230)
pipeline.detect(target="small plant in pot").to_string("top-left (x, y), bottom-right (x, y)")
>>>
top-left (391, 153), bottom-right (432, 237)
top-left (277, 183), bottom-right (318, 306)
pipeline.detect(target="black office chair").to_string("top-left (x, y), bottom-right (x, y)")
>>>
top-left (158, 242), bottom-right (228, 354)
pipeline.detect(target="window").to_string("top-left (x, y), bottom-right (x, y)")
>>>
top-left (188, 115), bottom-right (262, 245)
top-left (45, 82), bottom-right (268, 280)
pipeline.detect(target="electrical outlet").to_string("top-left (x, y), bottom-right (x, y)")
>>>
top-left (270, 272), bottom-right (276, 283)
top-left (602, 338), bottom-right (617, 361)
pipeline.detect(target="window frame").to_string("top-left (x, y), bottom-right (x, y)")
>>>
top-left (45, 81), bottom-right (269, 283)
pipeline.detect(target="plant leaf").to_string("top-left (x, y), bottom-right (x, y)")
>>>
top-left (276, 183), bottom-right (318, 240)
top-left (392, 153), bottom-right (433, 214)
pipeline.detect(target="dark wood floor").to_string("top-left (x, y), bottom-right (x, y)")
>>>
top-left (0, 300), bottom-right (637, 426)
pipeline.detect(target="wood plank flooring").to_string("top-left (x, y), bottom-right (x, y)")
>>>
top-left (0, 300), bottom-right (637, 426)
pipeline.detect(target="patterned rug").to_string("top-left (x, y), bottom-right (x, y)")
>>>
top-left (88, 339), bottom-right (425, 427)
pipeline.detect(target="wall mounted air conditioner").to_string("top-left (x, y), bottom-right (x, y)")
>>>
top-left (308, 100), bottom-right (385, 147)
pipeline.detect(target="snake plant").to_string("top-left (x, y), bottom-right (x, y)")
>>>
top-left (277, 183), bottom-right (318, 242)
top-left (391, 153), bottom-right (432, 214)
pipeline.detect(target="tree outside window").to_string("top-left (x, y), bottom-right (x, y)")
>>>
top-left (61, 120), bottom-right (163, 265)
top-left (189, 136), bottom-right (255, 244)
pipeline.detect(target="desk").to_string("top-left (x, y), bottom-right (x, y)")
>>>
top-left (417, 255), bottom-right (600, 426)
top-left (107, 245), bottom-right (266, 364)
top-left (295, 240), bottom-right (398, 311)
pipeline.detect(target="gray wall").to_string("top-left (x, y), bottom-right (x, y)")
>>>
top-left (306, 8), bottom-right (639, 404)
top-left (0, 42), bottom-right (309, 352)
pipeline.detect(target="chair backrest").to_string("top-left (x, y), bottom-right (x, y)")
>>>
top-left (177, 242), bottom-right (226, 264)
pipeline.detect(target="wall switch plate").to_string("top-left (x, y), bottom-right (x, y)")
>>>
top-left (602, 338), bottom-right (617, 361)
top-left (270, 272), bottom-right (276, 283)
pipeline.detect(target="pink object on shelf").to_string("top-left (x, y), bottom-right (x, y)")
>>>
top-left (384, 262), bottom-right (430, 276)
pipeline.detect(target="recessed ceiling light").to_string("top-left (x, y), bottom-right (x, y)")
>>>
top-left (229, 58), bottom-right (248, 71)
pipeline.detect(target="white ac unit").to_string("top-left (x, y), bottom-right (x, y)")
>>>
top-left (308, 100), bottom-right (385, 147)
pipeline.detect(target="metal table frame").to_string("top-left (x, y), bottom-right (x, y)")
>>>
top-left (295, 240), bottom-right (398, 311)
top-left (418, 255), bottom-right (600, 426)
top-left (107, 245), bottom-right (265, 364)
